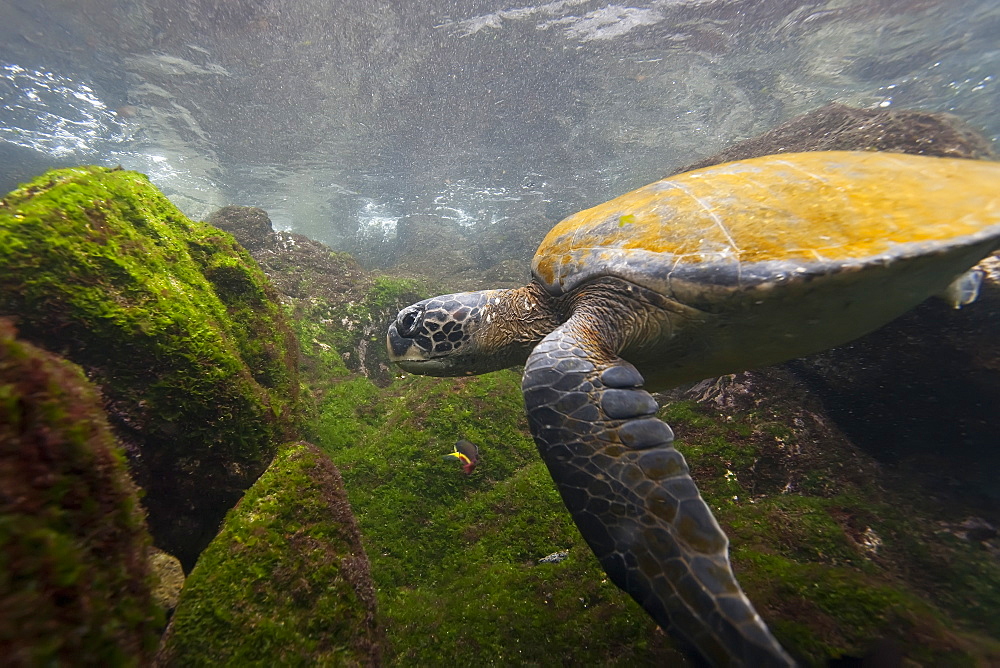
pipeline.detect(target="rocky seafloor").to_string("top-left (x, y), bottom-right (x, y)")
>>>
top-left (1, 105), bottom-right (999, 666)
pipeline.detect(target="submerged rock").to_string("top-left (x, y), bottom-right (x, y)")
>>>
top-left (677, 102), bottom-right (995, 174)
top-left (155, 441), bottom-right (381, 666)
top-left (0, 168), bottom-right (301, 570)
top-left (0, 319), bottom-right (162, 665)
top-left (206, 205), bottom-right (424, 384)
top-left (148, 548), bottom-right (185, 618)
top-left (657, 367), bottom-right (1000, 665)
top-left (538, 550), bottom-right (570, 564)
top-left (787, 272), bottom-right (1000, 519)
top-left (206, 205), bottom-right (278, 252)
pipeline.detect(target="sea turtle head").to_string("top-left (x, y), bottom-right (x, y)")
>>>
top-left (387, 285), bottom-right (556, 377)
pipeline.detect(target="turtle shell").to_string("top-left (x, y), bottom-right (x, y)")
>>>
top-left (532, 151), bottom-right (1000, 298)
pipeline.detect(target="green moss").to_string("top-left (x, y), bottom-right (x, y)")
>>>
top-left (365, 276), bottom-right (423, 311)
top-left (0, 167), bottom-right (301, 568)
top-left (729, 495), bottom-right (1000, 665)
top-left (385, 550), bottom-right (673, 666)
top-left (660, 400), bottom-right (716, 429)
top-left (292, 311), bottom-right (351, 381)
top-left (0, 320), bottom-right (162, 665)
top-left (309, 370), bottom-right (676, 664)
top-left (288, 334), bottom-right (1000, 666)
top-left (158, 441), bottom-right (380, 666)
top-left (0, 166), bottom-right (299, 456)
top-left (310, 376), bottom-right (384, 450)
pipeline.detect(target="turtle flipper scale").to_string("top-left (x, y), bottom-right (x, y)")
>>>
top-left (523, 317), bottom-right (796, 667)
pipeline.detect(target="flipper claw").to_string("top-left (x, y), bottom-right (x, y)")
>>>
top-left (601, 388), bottom-right (659, 418)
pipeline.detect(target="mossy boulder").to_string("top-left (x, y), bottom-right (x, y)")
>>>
top-left (156, 441), bottom-right (380, 666)
top-left (0, 167), bottom-right (301, 570)
top-left (0, 319), bottom-right (162, 665)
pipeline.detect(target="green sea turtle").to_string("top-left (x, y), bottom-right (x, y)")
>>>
top-left (386, 151), bottom-right (1000, 666)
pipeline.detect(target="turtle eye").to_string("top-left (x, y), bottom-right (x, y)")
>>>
top-left (397, 305), bottom-right (424, 337)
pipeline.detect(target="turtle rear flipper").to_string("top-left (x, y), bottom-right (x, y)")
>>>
top-left (522, 311), bottom-right (796, 667)
top-left (940, 268), bottom-right (984, 309)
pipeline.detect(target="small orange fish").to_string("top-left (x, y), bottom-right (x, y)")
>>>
top-left (443, 439), bottom-right (479, 475)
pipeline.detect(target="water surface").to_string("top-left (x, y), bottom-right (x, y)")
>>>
top-left (0, 1), bottom-right (996, 266)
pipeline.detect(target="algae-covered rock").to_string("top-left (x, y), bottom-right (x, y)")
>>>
top-left (148, 548), bottom-right (185, 617)
top-left (206, 205), bottom-right (277, 252)
top-left (207, 205), bottom-right (424, 384)
top-left (314, 370), bottom-right (679, 665)
top-left (0, 167), bottom-right (300, 569)
top-left (0, 319), bottom-right (162, 666)
top-left (310, 362), bottom-right (1000, 666)
top-left (156, 441), bottom-right (380, 667)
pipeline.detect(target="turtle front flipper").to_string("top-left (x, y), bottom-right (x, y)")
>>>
top-left (522, 315), bottom-right (795, 667)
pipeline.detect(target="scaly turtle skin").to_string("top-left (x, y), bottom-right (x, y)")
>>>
top-left (386, 151), bottom-right (1000, 666)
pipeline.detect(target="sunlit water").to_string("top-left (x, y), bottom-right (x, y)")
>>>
top-left (0, 0), bottom-right (997, 266)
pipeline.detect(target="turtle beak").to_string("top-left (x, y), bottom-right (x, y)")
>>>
top-left (386, 320), bottom-right (446, 374)
top-left (386, 323), bottom-right (414, 360)
top-left (387, 302), bottom-right (431, 364)
top-left (386, 324), bottom-right (461, 376)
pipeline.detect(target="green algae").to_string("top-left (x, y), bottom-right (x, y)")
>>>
top-left (156, 441), bottom-right (380, 666)
top-left (307, 355), bottom-right (1000, 665)
top-left (0, 167), bottom-right (301, 568)
top-left (0, 319), bottom-right (162, 665)
top-left (313, 370), bottom-right (674, 665)
top-left (365, 276), bottom-right (424, 312)
top-left (291, 273), bottom-right (428, 453)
